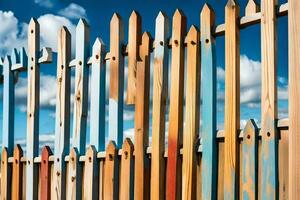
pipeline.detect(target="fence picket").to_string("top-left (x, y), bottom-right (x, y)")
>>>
top-left (89, 38), bottom-right (106, 151)
top-left (151, 11), bottom-right (169, 200)
top-left (134, 32), bottom-right (152, 200)
top-left (200, 4), bottom-right (218, 200)
top-left (242, 120), bottom-right (258, 200)
top-left (53, 26), bottom-right (71, 200)
top-left (12, 145), bottom-right (23, 200)
top-left (26, 18), bottom-right (40, 200)
top-left (245, 0), bottom-right (259, 16)
top-left (261, 0), bottom-right (278, 199)
top-left (40, 146), bottom-right (52, 200)
top-left (66, 148), bottom-right (81, 200)
top-left (84, 146), bottom-right (99, 200)
top-left (182, 25), bottom-right (200, 200)
top-left (126, 11), bottom-right (142, 104)
top-left (224, 1), bottom-right (240, 199)
top-left (166, 9), bottom-right (186, 200)
top-left (1, 148), bottom-right (10, 199)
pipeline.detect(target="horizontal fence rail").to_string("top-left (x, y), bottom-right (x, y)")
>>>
top-left (0, 0), bottom-right (299, 199)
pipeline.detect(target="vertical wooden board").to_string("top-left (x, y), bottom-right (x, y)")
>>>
top-left (200, 4), bottom-right (218, 200)
top-left (99, 159), bottom-right (105, 200)
top-left (278, 129), bottom-right (288, 199)
top-left (242, 120), bottom-right (258, 200)
top-left (261, 0), bottom-right (278, 199)
top-left (134, 32), bottom-right (151, 200)
top-left (119, 138), bottom-right (134, 200)
top-left (66, 148), bottom-right (81, 200)
top-left (109, 13), bottom-right (124, 147)
top-left (53, 26), bottom-right (71, 200)
top-left (90, 38), bottom-right (106, 151)
top-left (2, 55), bottom-right (14, 155)
top-left (288, 0), bottom-right (300, 198)
top-left (217, 141), bottom-right (224, 200)
top-left (224, 1), bottom-right (240, 199)
top-left (196, 154), bottom-right (202, 200)
top-left (83, 146), bottom-right (98, 200)
top-left (40, 146), bottom-right (52, 200)
top-left (72, 19), bottom-right (90, 155)
top-left (1, 148), bottom-right (11, 199)
top-left (26, 18), bottom-right (40, 200)
top-left (12, 145), bottom-right (23, 200)
top-left (126, 11), bottom-right (142, 104)
top-left (151, 11), bottom-right (169, 200)
top-left (166, 9), bottom-right (186, 200)
top-left (245, 0), bottom-right (259, 16)
top-left (104, 141), bottom-right (119, 200)
top-left (182, 25), bottom-right (200, 200)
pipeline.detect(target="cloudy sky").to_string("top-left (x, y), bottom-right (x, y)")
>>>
top-left (0, 0), bottom-right (288, 150)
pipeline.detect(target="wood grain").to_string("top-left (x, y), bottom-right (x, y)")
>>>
top-left (12, 145), bottom-right (23, 200)
top-left (83, 146), bottom-right (98, 200)
top-left (66, 148), bottom-right (81, 200)
top-left (40, 146), bottom-right (52, 200)
top-left (1, 148), bottom-right (11, 199)
top-left (245, 0), bottom-right (259, 16)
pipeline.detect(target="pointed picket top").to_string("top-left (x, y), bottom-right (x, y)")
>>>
top-left (3, 55), bottom-right (12, 68)
top-left (201, 3), bottom-right (215, 24)
top-left (86, 145), bottom-right (97, 162)
top-left (13, 144), bottom-right (23, 157)
top-left (156, 11), bottom-right (168, 23)
top-left (93, 37), bottom-right (105, 52)
top-left (142, 32), bottom-right (152, 45)
top-left (245, 0), bottom-right (259, 16)
top-left (186, 25), bottom-right (199, 41)
top-left (77, 18), bottom-right (89, 30)
top-left (173, 9), bottom-right (186, 20)
top-left (106, 140), bottom-right (118, 155)
top-left (130, 10), bottom-right (141, 21)
top-left (226, 0), bottom-right (239, 8)
top-left (243, 119), bottom-right (258, 141)
top-left (122, 138), bottom-right (134, 152)
top-left (140, 32), bottom-right (152, 58)
top-left (60, 26), bottom-right (71, 38)
top-left (111, 13), bottom-right (122, 26)
top-left (29, 18), bottom-right (39, 29)
top-left (155, 11), bottom-right (169, 43)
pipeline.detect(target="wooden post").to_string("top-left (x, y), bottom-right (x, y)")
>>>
top-left (104, 141), bottom-right (119, 200)
top-left (109, 13), bottom-right (124, 147)
top-left (151, 11), bottom-right (169, 200)
top-left (119, 138), bottom-right (134, 200)
top-left (166, 9), bottom-right (186, 200)
top-left (134, 32), bottom-right (152, 200)
top-left (84, 146), bottom-right (99, 200)
top-left (126, 11), bottom-right (141, 104)
top-left (1, 148), bottom-right (10, 199)
top-left (89, 38), bottom-right (106, 151)
top-left (66, 148), bottom-right (81, 200)
top-left (261, 0), bottom-right (278, 199)
top-left (200, 4), bottom-right (218, 200)
top-left (242, 119), bottom-right (258, 200)
top-left (26, 18), bottom-right (40, 200)
top-left (288, 0), bottom-right (300, 198)
top-left (53, 26), bottom-right (71, 200)
top-left (224, 1), bottom-right (240, 199)
top-left (12, 145), bottom-right (23, 200)
top-left (72, 19), bottom-right (90, 155)
top-left (245, 0), bottom-right (259, 16)
top-left (40, 146), bottom-right (52, 200)
top-left (182, 25), bottom-right (200, 200)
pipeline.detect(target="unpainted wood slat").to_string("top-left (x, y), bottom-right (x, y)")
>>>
top-left (1, 148), bottom-right (11, 199)
top-left (66, 148), bottom-right (81, 200)
top-left (83, 146), bottom-right (98, 200)
top-left (40, 146), bottom-right (52, 200)
top-left (245, 0), bottom-right (260, 16)
top-left (12, 145), bottom-right (23, 200)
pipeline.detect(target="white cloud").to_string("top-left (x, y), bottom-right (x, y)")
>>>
top-left (34, 0), bottom-right (54, 8)
top-left (58, 3), bottom-right (87, 20)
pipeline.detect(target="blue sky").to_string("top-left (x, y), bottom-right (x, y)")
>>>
top-left (0, 0), bottom-right (288, 149)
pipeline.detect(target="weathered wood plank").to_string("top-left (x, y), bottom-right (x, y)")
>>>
top-left (119, 138), bottom-right (134, 200)
top-left (245, 0), bottom-right (259, 16)
top-left (242, 120), bottom-right (258, 200)
top-left (1, 148), bottom-right (11, 199)
top-left (200, 4), bottom-right (218, 200)
top-left (12, 145), bottom-right (23, 200)
top-left (53, 26), bottom-right (71, 200)
top-left (166, 9), bottom-right (186, 200)
top-left (134, 32), bottom-right (152, 200)
top-left (224, 1), bottom-right (240, 199)
top-left (126, 11), bottom-right (141, 104)
top-left (26, 18), bottom-right (40, 200)
top-left (150, 11), bottom-right (169, 200)
top-left (288, 0), bottom-right (300, 198)
top-left (83, 146), bottom-right (98, 200)
top-left (182, 25), bottom-right (200, 200)
top-left (72, 19), bottom-right (90, 155)
top-left (104, 141), bottom-right (119, 200)
top-left (66, 148), bottom-right (81, 200)
top-left (40, 146), bottom-right (52, 200)
top-left (261, 0), bottom-right (278, 199)
top-left (109, 13), bottom-right (124, 147)
top-left (89, 38), bottom-right (106, 151)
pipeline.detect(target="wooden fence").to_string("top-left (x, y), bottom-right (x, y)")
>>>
top-left (0, 0), bottom-right (299, 199)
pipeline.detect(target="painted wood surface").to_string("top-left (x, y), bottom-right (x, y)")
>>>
top-left (126, 11), bottom-right (141, 104)
top-left (26, 18), bottom-right (40, 200)
top-left (12, 145), bottom-right (23, 200)
top-left (224, 1), bottom-right (240, 199)
top-left (288, 0), bottom-right (300, 198)
top-left (72, 19), bottom-right (90, 155)
top-left (89, 38), bottom-right (106, 151)
top-left (150, 11), bottom-right (169, 200)
top-left (104, 141), bottom-right (119, 200)
top-left (119, 138), bottom-right (134, 200)
top-left (109, 13), bottom-right (124, 147)
top-left (134, 32), bottom-right (151, 200)
top-left (40, 146), bottom-right (52, 200)
top-left (53, 26), bottom-right (71, 200)
top-left (242, 120), bottom-right (258, 200)
top-left (261, 0), bottom-right (278, 199)
top-left (182, 25), bottom-right (200, 200)
top-left (245, 0), bottom-right (259, 16)
top-left (166, 9), bottom-right (186, 200)
top-left (84, 146), bottom-right (99, 200)
top-left (200, 4), bottom-right (218, 200)
top-left (66, 148), bottom-right (81, 200)
top-left (1, 148), bottom-right (10, 199)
